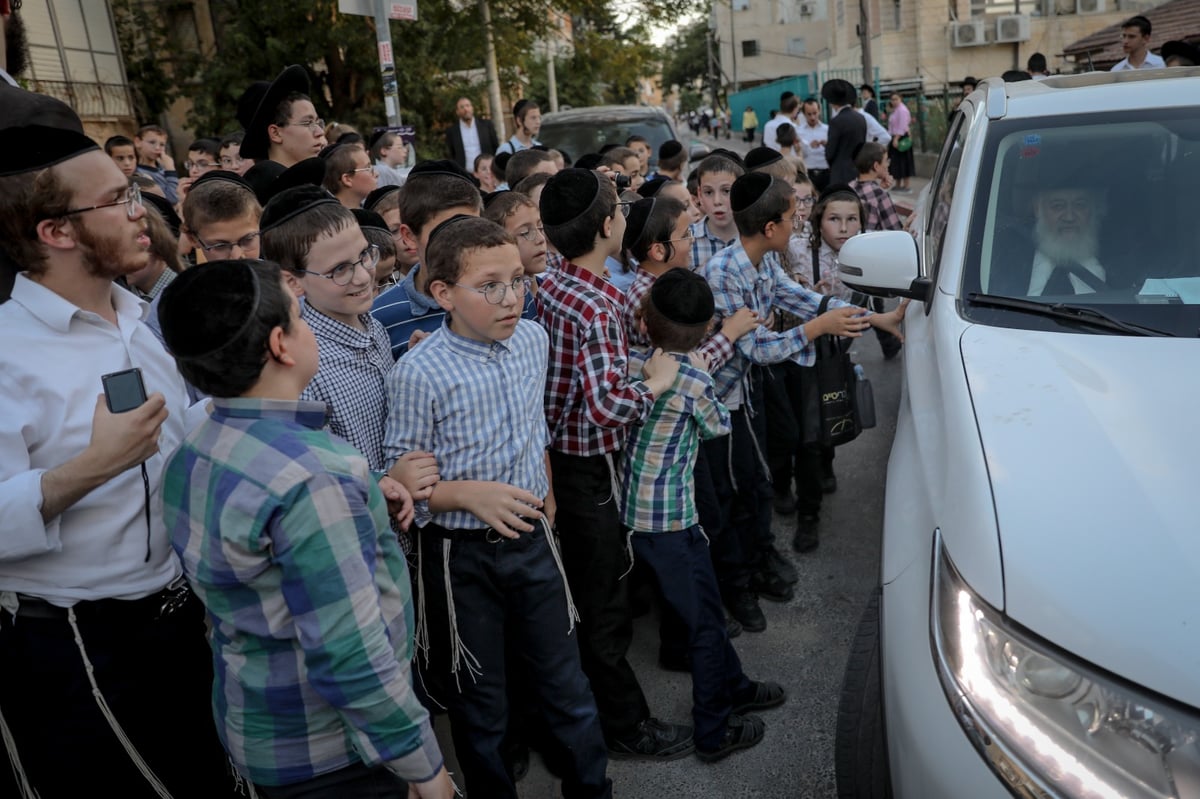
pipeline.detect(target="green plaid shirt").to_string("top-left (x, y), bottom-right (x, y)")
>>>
top-left (161, 398), bottom-right (441, 787)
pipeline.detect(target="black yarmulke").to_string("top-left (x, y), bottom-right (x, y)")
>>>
top-left (574, 153), bottom-right (603, 171)
top-left (243, 160), bottom-right (287, 204)
top-left (364, 184), bottom-right (400, 211)
top-left (707, 148), bottom-right (745, 169)
top-left (650, 268), bottom-right (714, 326)
top-left (744, 147), bottom-right (783, 171)
top-left (818, 183), bottom-right (857, 204)
top-left (658, 140), bottom-right (683, 160)
top-left (621, 198), bottom-right (656, 251)
top-left (143, 193), bottom-right (182, 237)
top-left (352, 208), bottom-right (388, 232)
top-left (247, 157), bottom-right (325, 206)
top-left (0, 125), bottom-right (100, 177)
top-left (368, 128), bottom-right (390, 149)
top-left (318, 141), bottom-right (347, 160)
top-left (190, 169), bottom-right (255, 195)
top-left (637, 178), bottom-right (668, 198)
top-left (260, 185), bottom-right (341, 232)
top-left (409, 158), bottom-right (476, 187)
top-left (159, 259), bottom-right (264, 359)
top-left (730, 172), bottom-right (774, 213)
top-left (541, 169), bottom-right (605, 227)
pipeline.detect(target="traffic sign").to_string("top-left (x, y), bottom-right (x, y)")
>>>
top-left (337, 0), bottom-right (418, 21)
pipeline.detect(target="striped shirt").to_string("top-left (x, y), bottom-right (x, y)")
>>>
top-left (299, 303), bottom-right (395, 470)
top-left (538, 260), bottom-right (654, 457)
top-left (370, 265), bottom-right (446, 360)
top-left (702, 240), bottom-right (857, 403)
top-left (622, 352), bottom-right (730, 533)
top-left (688, 217), bottom-right (737, 273)
top-left (161, 398), bottom-right (440, 788)
top-left (624, 266), bottom-right (736, 372)
top-left (384, 319), bottom-right (551, 530)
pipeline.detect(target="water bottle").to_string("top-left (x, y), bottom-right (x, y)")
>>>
top-left (853, 364), bottom-right (865, 381)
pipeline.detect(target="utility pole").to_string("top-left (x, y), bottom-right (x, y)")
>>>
top-left (729, 0), bottom-right (739, 93)
top-left (546, 35), bottom-right (559, 112)
top-left (858, 0), bottom-right (873, 87)
top-left (478, 0), bottom-right (506, 139)
top-left (373, 0), bottom-right (401, 125)
top-left (706, 25), bottom-right (719, 115)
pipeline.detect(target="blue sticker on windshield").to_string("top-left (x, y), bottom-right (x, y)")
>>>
top-left (1023, 134), bottom-right (1041, 146)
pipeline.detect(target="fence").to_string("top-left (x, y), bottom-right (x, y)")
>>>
top-left (29, 80), bottom-right (134, 119)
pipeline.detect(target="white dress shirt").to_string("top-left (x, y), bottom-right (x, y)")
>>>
top-left (797, 121), bottom-right (830, 169)
top-left (1111, 52), bottom-right (1165, 71)
top-left (1028, 252), bottom-right (1106, 296)
top-left (0, 275), bottom-right (193, 605)
top-left (858, 108), bottom-right (891, 144)
top-left (0, 68), bottom-right (18, 87)
top-left (762, 114), bottom-right (795, 153)
top-left (459, 119), bottom-right (482, 171)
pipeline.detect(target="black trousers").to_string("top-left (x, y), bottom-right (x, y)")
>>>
top-left (0, 590), bottom-right (239, 799)
top-left (256, 762), bottom-right (407, 799)
top-left (549, 450), bottom-right (650, 741)
top-left (766, 361), bottom-right (828, 517)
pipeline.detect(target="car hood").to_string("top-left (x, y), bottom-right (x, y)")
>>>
top-left (961, 325), bottom-right (1200, 708)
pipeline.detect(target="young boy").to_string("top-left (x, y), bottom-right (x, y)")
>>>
top-left (537, 168), bottom-right (694, 760)
top-left (689, 154), bottom-right (744, 272)
top-left (656, 140), bottom-right (686, 182)
top-left (625, 134), bottom-right (652, 177)
top-left (219, 132), bottom-right (253, 175)
top-left (473, 153), bottom-right (497, 192)
top-left (323, 141), bottom-right (378, 209)
top-left (105, 134), bottom-right (138, 178)
top-left (260, 185), bottom-right (394, 473)
top-left (850, 142), bottom-right (904, 232)
top-left (482, 190), bottom-right (548, 280)
top-left (701, 173), bottom-right (905, 629)
top-left (353, 208), bottom-right (400, 292)
top-left (600, 146), bottom-right (644, 190)
top-left (179, 137), bottom-right (222, 204)
top-left (504, 148), bottom-right (557, 190)
top-left (385, 215), bottom-right (611, 799)
top-left (370, 130), bottom-right (409, 188)
top-left (623, 268), bottom-right (786, 762)
top-left (157, 259), bottom-right (453, 799)
top-left (134, 123), bottom-right (179, 204)
top-left (367, 185), bottom-right (419, 278)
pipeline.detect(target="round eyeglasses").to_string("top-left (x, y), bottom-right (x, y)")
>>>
top-left (515, 224), bottom-right (545, 243)
top-left (195, 230), bottom-right (261, 258)
top-left (280, 118), bottom-right (325, 133)
top-left (450, 276), bottom-right (532, 305)
top-left (301, 244), bottom-right (380, 286)
top-left (59, 183), bottom-right (143, 220)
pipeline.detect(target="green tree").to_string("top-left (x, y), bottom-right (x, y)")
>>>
top-left (112, 0), bottom-right (200, 122)
top-left (661, 16), bottom-right (714, 102)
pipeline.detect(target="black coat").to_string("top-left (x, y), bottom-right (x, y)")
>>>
top-left (445, 118), bottom-right (500, 171)
top-left (826, 107), bottom-right (867, 185)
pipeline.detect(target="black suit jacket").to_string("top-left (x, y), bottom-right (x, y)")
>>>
top-left (826, 107), bottom-right (867, 185)
top-left (446, 118), bottom-right (500, 171)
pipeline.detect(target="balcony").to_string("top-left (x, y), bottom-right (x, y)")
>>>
top-left (28, 80), bottom-right (134, 120)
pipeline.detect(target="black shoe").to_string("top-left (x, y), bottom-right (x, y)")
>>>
top-left (733, 680), bottom-right (787, 714)
top-left (695, 714), bottom-right (766, 763)
top-left (505, 742), bottom-right (530, 782)
top-left (608, 718), bottom-right (695, 761)
top-left (772, 487), bottom-right (796, 515)
top-left (658, 649), bottom-right (692, 673)
top-left (821, 475), bottom-right (838, 494)
top-left (792, 515), bottom-right (819, 553)
top-left (762, 545), bottom-right (799, 585)
top-left (750, 569), bottom-right (794, 603)
top-left (726, 614), bottom-right (743, 639)
top-left (726, 591), bottom-right (766, 632)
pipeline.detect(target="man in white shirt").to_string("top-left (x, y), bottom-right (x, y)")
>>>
top-left (0, 112), bottom-right (238, 798)
top-left (796, 98), bottom-right (830, 191)
top-left (858, 104), bottom-right (890, 145)
top-left (446, 96), bottom-right (499, 172)
top-left (1110, 15), bottom-right (1165, 71)
top-left (763, 94), bottom-right (800, 153)
top-left (1027, 185), bottom-right (1108, 295)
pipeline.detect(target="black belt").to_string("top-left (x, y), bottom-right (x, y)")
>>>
top-left (424, 517), bottom-right (545, 544)
top-left (10, 579), bottom-right (192, 623)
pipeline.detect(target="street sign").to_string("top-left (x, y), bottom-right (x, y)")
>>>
top-left (337, 0), bottom-right (418, 20)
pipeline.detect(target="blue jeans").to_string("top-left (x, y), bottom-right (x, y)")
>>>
top-left (631, 526), bottom-right (754, 750)
top-left (419, 519), bottom-right (611, 799)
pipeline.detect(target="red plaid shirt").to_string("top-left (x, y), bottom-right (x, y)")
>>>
top-left (624, 267), bottom-right (736, 371)
top-left (849, 179), bottom-right (904, 232)
top-left (538, 260), bottom-right (655, 456)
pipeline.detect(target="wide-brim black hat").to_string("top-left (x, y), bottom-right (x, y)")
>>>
top-left (236, 65), bottom-right (310, 161)
top-left (244, 156), bottom-right (325, 206)
top-left (0, 85), bottom-right (86, 133)
top-left (1161, 40), bottom-right (1200, 65)
top-left (143, 192), bottom-right (182, 237)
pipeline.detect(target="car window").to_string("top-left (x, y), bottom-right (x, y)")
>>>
top-left (538, 117), bottom-right (675, 167)
top-left (962, 109), bottom-right (1200, 337)
top-left (925, 112), bottom-right (968, 290)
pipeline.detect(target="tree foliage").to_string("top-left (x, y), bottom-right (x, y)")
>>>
top-left (111, 0), bottom-right (199, 122)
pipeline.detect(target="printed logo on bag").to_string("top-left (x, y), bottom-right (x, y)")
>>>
top-left (823, 390), bottom-right (848, 402)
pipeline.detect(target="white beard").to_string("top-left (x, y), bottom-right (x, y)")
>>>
top-left (1034, 215), bottom-right (1099, 265)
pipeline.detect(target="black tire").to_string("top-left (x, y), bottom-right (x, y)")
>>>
top-left (834, 587), bottom-right (893, 799)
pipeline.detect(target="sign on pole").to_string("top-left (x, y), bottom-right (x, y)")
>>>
top-left (337, 0), bottom-right (418, 126)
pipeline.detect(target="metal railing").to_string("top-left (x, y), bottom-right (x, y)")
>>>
top-left (28, 80), bottom-right (134, 119)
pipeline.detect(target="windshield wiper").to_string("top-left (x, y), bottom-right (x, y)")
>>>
top-left (965, 293), bottom-right (1175, 337)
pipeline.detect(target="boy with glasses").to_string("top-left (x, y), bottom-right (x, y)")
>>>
top-left (219, 132), bottom-right (253, 175)
top-left (237, 66), bottom-right (328, 169)
top-left (384, 215), bottom-right (611, 799)
top-left (323, 141), bottom-right (378, 209)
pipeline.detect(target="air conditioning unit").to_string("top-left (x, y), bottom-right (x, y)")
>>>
top-left (799, 1), bottom-right (815, 14)
top-left (995, 14), bottom-right (1031, 42)
top-left (952, 20), bottom-right (988, 47)
top-left (1077, 0), bottom-right (1107, 13)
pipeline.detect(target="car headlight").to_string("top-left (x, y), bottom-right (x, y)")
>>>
top-left (930, 533), bottom-right (1200, 798)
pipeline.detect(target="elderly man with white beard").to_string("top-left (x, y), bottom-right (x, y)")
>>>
top-left (1026, 185), bottom-right (1108, 296)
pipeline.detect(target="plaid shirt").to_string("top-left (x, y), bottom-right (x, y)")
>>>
top-left (849, 178), bottom-right (904, 232)
top-left (622, 353), bottom-right (730, 533)
top-left (538, 260), bottom-right (654, 456)
top-left (689, 218), bottom-right (738, 273)
top-left (384, 319), bottom-right (550, 531)
top-left (161, 398), bottom-right (440, 788)
top-left (703, 240), bottom-right (856, 403)
top-left (624, 267), bottom-right (736, 371)
top-left (300, 304), bottom-right (395, 470)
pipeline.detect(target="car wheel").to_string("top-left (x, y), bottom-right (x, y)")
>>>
top-left (835, 587), bottom-right (893, 799)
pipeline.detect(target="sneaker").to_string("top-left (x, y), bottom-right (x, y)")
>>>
top-left (505, 742), bottom-right (530, 782)
top-left (762, 545), bottom-right (799, 585)
top-left (772, 486), bottom-right (796, 516)
top-left (726, 614), bottom-right (743, 639)
top-left (726, 591), bottom-right (766, 632)
top-left (792, 514), bottom-right (820, 553)
top-left (608, 718), bottom-right (695, 761)
top-left (750, 569), bottom-right (794, 603)
top-left (695, 713), bottom-right (766, 763)
top-left (733, 680), bottom-right (787, 714)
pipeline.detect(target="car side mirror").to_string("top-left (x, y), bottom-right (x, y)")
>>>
top-left (837, 231), bottom-right (932, 302)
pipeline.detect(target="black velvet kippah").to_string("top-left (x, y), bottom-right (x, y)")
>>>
top-left (190, 169), bottom-right (255, 194)
top-left (352, 208), bottom-right (388, 232)
top-left (708, 148), bottom-right (746, 169)
top-left (243, 160), bottom-right (287, 204)
top-left (637, 178), bottom-right (667, 198)
top-left (425, 213), bottom-right (476, 251)
top-left (143, 193), bottom-right (182, 237)
top-left (318, 141), bottom-right (347, 160)
top-left (541, 169), bottom-right (607, 227)
top-left (158, 259), bottom-right (263, 359)
top-left (364, 184), bottom-right (400, 211)
top-left (482, 189), bottom-right (509, 208)
top-left (368, 128), bottom-right (389, 149)
top-left (0, 125), bottom-right (100, 177)
top-left (744, 147), bottom-right (783, 171)
top-left (260, 185), bottom-right (342, 232)
top-left (408, 158), bottom-right (476, 187)
top-left (650, 268), bottom-right (714, 325)
top-left (818, 183), bottom-right (858, 204)
top-left (730, 172), bottom-right (774, 213)
top-left (658, 140), bottom-right (683, 160)
top-left (622, 198), bottom-right (656, 251)
top-left (574, 153), bottom-right (603, 171)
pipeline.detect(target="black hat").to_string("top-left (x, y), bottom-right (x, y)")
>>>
top-left (143, 192), bottom-right (182, 237)
top-left (236, 65), bottom-right (310, 161)
top-left (482, 189), bottom-right (510, 208)
top-left (0, 85), bottom-right (87, 133)
top-left (658, 140), bottom-right (683, 160)
top-left (962, 76), bottom-right (978, 87)
top-left (260, 185), bottom-right (342, 233)
top-left (190, 169), bottom-right (255, 195)
top-left (744, 147), bottom-right (783, 171)
top-left (513, 98), bottom-right (532, 119)
top-left (368, 128), bottom-right (391, 149)
top-left (159, 259), bottom-right (269, 360)
top-left (317, 141), bottom-right (347, 160)
top-left (708, 148), bottom-right (745, 168)
top-left (779, 90), bottom-right (796, 104)
top-left (541, 168), bottom-right (607, 227)
top-left (637, 178), bottom-right (668, 198)
top-left (622, 197), bottom-right (656, 250)
top-left (407, 158), bottom-right (477, 188)
top-left (351, 207), bottom-right (388, 232)
top-left (245, 157), bottom-right (325, 206)
top-left (574, 153), bottom-right (603, 171)
top-left (243, 160), bottom-right (286, 204)
top-left (0, 125), bottom-right (99, 177)
top-left (818, 183), bottom-right (858, 203)
top-left (650, 268), bottom-right (714, 326)
top-left (364, 184), bottom-right (400, 211)
top-left (730, 172), bottom-right (774, 213)
top-left (821, 79), bottom-right (857, 106)
top-left (1162, 40), bottom-right (1200, 65)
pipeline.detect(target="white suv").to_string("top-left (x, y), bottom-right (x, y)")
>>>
top-left (833, 69), bottom-right (1200, 799)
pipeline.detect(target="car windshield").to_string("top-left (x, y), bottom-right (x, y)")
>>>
top-left (962, 108), bottom-right (1200, 337)
top-left (538, 115), bottom-right (675, 168)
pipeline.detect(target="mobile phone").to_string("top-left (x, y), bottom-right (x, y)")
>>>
top-left (102, 368), bottom-right (148, 413)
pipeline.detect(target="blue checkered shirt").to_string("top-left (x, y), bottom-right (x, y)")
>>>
top-left (383, 319), bottom-right (551, 530)
top-left (688, 218), bottom-right (738, 274)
